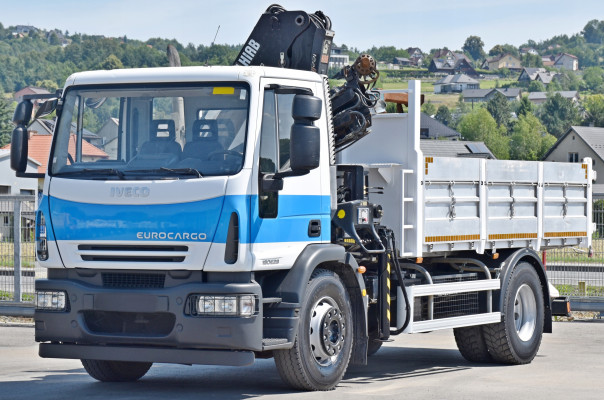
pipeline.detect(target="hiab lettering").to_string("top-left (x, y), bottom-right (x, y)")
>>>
top-left (237, 39), bottom-right (261, 66)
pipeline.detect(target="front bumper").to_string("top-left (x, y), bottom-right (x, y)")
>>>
top-left (35, 275), bottom-right (263, 363)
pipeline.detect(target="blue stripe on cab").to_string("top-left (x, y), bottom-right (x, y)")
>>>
top-left (48, 195), bottom-right (332, 244)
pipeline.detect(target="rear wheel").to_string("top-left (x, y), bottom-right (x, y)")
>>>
top-left (274, 269), bottom-right (353, 391)
top-left (81, 359), bottom-right (152, 382)
top-left (483, 262), bottom-right (544, 364)
top-left (454, 326), bottom-right (492, 363)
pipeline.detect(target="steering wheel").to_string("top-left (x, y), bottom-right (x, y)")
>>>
top-left (207, 150), bottom-right (243, 160)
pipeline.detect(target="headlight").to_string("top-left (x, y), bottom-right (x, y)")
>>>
top-left (36, 291), bottom-right (67, 311)
top-left (188, 294), bottom-right (257, 317)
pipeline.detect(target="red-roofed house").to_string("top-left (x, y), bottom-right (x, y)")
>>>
top-left (2, 134), bottom-right (108, 189)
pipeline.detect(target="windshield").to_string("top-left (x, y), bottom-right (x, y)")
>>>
top-left (50, 83), bottom-right (249, 179)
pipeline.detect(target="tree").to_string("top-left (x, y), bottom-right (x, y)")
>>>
top-left (422, 101), bottom-right (436, 116)
top-left (516, 96), bottom-right (535, 118)
top-left (582, 66), bottom-right (604, 92)
top-left (486, 91), bottom-right (511, 128)
top-left (539, 93), bottom-right (582, 138)
top-left (36, 79), bottom-right (59, 92)
top-left (435, 105), bottom-right (452, 126)
top-left (489, 44), bottom-right (518, 57)
top-left (98, 54), bottom-right (124, 70)
top-left (583, 94), bottom-right (604, 127)
top-left (528, 81), bottom-right (546, 92)
top-left (0, 97), bottom-right (14, 147)
top-left (582, 20), bottom-right (604, 44)
top-left (48, 31), bottom-right (61, 46)
top-left (462, 35), bottom-right (485, 61)
top-left (509, 113), bottom-right (556, 160)
top-left (457, 108), bottom-right (509, 159)
top-left (521, 53), bottom-right (543, 68)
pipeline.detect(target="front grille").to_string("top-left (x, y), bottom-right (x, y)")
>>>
top-left (102, 272), bottom-right (166, 289)
top-left (415, 273), bottom-right (481, 321)
top-left (83, 310), bottom-right (175, 336)
top-left (78, 244), bottom-right (188, 262)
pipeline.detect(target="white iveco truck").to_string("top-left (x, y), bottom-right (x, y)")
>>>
top-left (10, 6), bottom-right (591, 392)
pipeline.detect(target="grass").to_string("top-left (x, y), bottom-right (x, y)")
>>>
top-left (545, 238), bottom-right (604, 264)
top-left (0, 242), bottom-right (36, 268)
top-left (0, 291), bottom-right (34, 302)
top-left (479, 79), bottom-right (517, 89)
top-left (554, 284), bottom-right (604, 297)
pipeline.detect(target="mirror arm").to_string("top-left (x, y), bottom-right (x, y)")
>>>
top-left (16, 172), bottom-right (45, 179)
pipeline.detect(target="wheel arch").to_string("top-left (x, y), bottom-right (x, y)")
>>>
top-left (497, 248), bottom-right (552, 334)
top-left (262, 244), bottom-right (368, 365)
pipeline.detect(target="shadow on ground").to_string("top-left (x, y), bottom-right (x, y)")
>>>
top-left (0, 345), bottom-right (481, 399)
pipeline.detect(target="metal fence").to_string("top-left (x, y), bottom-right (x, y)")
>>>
top-left (0, 195), bottom-right (39, 316)
top-left (545, 199), bottom-right (604, 312)
top-left (0, 194), bottom-right (602, 316)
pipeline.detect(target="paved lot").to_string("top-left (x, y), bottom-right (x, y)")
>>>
top-left (0, 321), bottom-right (602, 400)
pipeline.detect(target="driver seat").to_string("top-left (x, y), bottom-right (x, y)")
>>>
top-left (183, 119), bottom-right (223, 160)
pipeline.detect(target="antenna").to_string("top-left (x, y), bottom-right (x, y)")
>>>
top-left (211, 25), bottom-right (220, 46)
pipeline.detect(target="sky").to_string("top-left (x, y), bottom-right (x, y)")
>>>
top-left (1, 0), bottom-right (603, 52)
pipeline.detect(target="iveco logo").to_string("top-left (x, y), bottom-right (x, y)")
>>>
top-left (110, 186), bottom-right (150, 198)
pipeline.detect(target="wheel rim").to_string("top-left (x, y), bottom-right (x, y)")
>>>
top-left (514, 284), bottom-right (537, 341)
top-left (309, 296), bottom-right (346, 366)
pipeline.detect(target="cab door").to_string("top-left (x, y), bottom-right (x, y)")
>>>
top-left (250, 78), bottom-right (330, 270)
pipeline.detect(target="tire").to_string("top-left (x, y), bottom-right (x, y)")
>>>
top-left (454, 326), bottom-right (492, 363)
top-left (274, 269), bottom-right (353, 391)
top-left (367, 330), bottom-right (383, 356)
top-left (81, 359), bottom-right (152, 382)
top-left (482, 262), bottom-right (544, 364)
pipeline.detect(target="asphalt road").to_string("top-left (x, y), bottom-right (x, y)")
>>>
top-left (0, 320), bottom-right (603, 400)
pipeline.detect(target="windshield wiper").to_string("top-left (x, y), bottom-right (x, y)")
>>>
top-left (159, 167), bottom-right (203, 178)
top-left (55, 168), bottom-right (126, 179)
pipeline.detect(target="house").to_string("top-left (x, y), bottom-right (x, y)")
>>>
top-left (542, 126), bottom-right (604, 197)
top-left (554, 53), bottom-right (579, 71)
top-left (393, 57), bottom-right (412, 66)
top-left (328, 47), bottom-right (349, 69)
top-left (13, 25), bottom-right (38, 35)
top-left (46, 29), bottom-right (71, 46)
top-left (433, 74), bottom-right (479, 93)
top-left (97, 118), bottom-right (120, 153)
top-left (462, 88), bottom-right (522, 104)
top-left (13, 87), bottom-right (51, 102)
top-left (481, 53), bottom-right (522, 70)
top-left (527, 91), bottom-right (579, 105)
top-left (2, 133), bottom-right (108, 189)
top-left (406, 47), bottom-right (424, 66)
top-left (541, 56), bottom-right (555, 67)
top-left (429, 58), bottom-right (477, 76)
top-left (0, 150), bottom-right (40, 240)
top-left (0, 150), bottom-right (40, 195)
top-left (420, 113), bottom-right (461, 140)
top-left (520, 47), bottom-right (539, 56)
top-left (518, 68), bottom-right (559, 85)
top-left (38, 119), bottom-right (103, 148)
top-left (420, 140), bottom-right (495, 159)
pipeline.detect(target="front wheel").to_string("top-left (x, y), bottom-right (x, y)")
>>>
top-left (482, 262), bottom-right (544, 364)
top-left (274, 269), bottom-right (353, 391)
top-left (81, 359), bottom-right (152, 382)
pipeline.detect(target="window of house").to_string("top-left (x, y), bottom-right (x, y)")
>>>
top-left (20, 189), bottom-right (35, 196)
top-left (0, 186), bottom-right (10, 195)
top-left (568, 152), bottom-right (579, 163)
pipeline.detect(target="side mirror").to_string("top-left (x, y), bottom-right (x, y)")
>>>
top-left (10, 100), bottom-right (33, 173)
top-left (34, 98), bottom-right (59, 119)
top-left (289, 94), bottom-right (321, 172)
